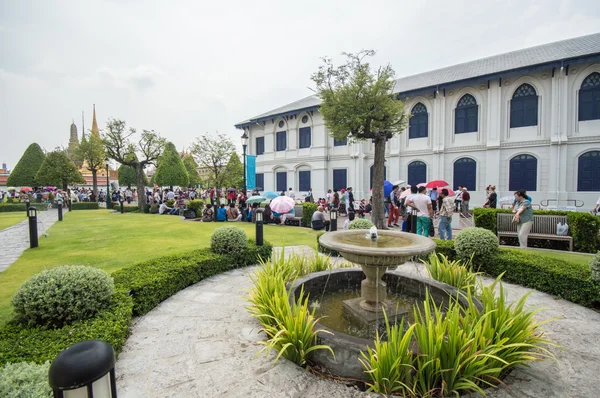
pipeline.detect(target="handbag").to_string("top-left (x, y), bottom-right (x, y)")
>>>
top-left (429, 218), bottom-right (435, 237)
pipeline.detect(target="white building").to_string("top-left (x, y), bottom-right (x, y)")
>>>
top-left (235, 33), bottom-right (600, 208)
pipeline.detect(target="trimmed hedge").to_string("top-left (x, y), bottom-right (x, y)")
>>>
top-left (0, 361), bottom-right (52, 397)
top-left (0, 203), bottom-right (47, 212)
top-left (186, 200), bottom-right (205, 214)
top-left (474, 208), bottom-right (600, 253)
top-left (113, 205), bottom-right (139, 213)
top-left (112, 240), bottom-right (272, 315)
top-left (316, 232), bottom-right (341, 257)
top-left (302, 202), bottom-right (318, 228)
top-left (0, 290), bottom-right (133, 366)
top-left (430, 239), bottom-right (600, 309)
top-left (165, 199), bottom-right (175, 207)
top-left (71, 202), bottom-right (99, 210)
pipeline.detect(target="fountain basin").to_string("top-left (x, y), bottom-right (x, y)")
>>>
top-left (289, 268), bottom-right (482, 381)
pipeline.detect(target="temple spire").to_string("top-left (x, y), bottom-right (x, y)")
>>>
top-left (91, 104), bottom-right (100, 136)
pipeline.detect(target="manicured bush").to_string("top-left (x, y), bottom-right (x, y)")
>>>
top-left (186, 199), bottom-right (204, 213)
top-left (301, 202), bottom-right (318, 228)
top-left (210, 226), bottom-right (248, 255)
top-left (149, 204), bottom-right (159, 214)
top-left (71, 202), bottom-right (99, 210)
top-left (316, 232), bottom-right (340, 256)
top-left (11, 266), bottom-right (114, 328)
top-left (0, 203), bottom-right (47, 212)
top-left (0, 290), bottom-right (132, 366)
top-left (454, 227), bottom-right (498, 262)
top-left (113, 241), bottom-right (272, 315)
top-left (432, 238), bottom-right (457, 258)
top-left (113, 204), bottom-right (139, 213)
top-left (165, 199), bottom-right (175, 207)
top-left (0, 361), bottom-right (52, 398)
top-left (591, 252), bottom-right (600, 282)
top-left (348, 219), bottom-right (374, 230)
top-left (474, 208), bottom-right (600, 253)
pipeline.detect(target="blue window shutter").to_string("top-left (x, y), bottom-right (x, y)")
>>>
top-left (299, 127), bottom-right (311, 149)
top-left (524, 97), bottom-right (538, 126)
top-left (276, 172), bottom-right (287, 192)
top-left (333, 169), bottom-right (347, 191)
top-left (577, 151), bottom-right (600, 191)
top-left (467, 106), bottom-right (478, 132)
top-left (256, 137), bottom-right (264, 155)
top-left (255, 173), bottom-right (264, 190)
top-left (298, 170), bottom-right (311, 191)
top-left (455, 108), bottom-right (465, 134)
top-left (276, 131), bottom-right (286, 151)
top-left (511, 98), bottom-right (525, 128)
top-left (453, 158), bottom-right (476, 191)
top-left (407, 162), bottom-right (426, 187)
top-left (509, 155), bottom-right (537, 191)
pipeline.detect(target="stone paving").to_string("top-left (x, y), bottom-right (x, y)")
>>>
top-left (0, 208), bottom-right (59, 272)
top-left (115, 246), bottom-right (600, 398)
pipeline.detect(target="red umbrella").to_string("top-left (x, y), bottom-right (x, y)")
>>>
top-left (439, 186), bottom-right (455, 196)
top-left (20, 187), bottom-right (33, 192)
top-left (425, 180), bottom-right (450, 189)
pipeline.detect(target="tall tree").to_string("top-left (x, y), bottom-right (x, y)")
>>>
top-left (222, 153), bottom-right (244, 188)
top-left (312, 50), bottom-right (408, 228)
top-left (183, 154), bottom-right (202, 187)
top-left (35, 150), bottom-right (85, 190)
top-left (103, 119), bottom-right (165, 205)
top-left (191, 133), bottom-right (235, 189)
top-left (6, 143), bottom-right (46, 187)
top-left (154, 142), bottom-right (189, 188)
top-left (76, 132), bottom-right (105, 197)
top-left (118, 153), bottom-right (148, 187)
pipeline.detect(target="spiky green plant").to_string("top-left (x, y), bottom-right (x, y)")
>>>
top-left (422, 253), bottom-right (482, 296)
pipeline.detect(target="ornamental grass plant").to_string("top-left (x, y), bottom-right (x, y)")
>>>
top-left (422, 253), bottom-right (482, 296)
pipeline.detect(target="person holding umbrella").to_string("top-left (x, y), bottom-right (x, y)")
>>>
top-left (438, 188), bottom-right (455, 240)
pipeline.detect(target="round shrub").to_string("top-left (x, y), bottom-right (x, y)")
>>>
top-left (590, 252), bottom-right (600, 282)
top-left (348, 219), bottom-right (375, 230)
top-left (0, 361), bottom-right (52, 398)
top-left (11, 265), bottom-right (114, 328)
top-left (211, 226), bottom-right (248, 254)
top-left (455, 227), bottom-right (499, 262)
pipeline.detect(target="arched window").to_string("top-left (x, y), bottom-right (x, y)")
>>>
top-left (455, 94), bottom-right (478, 134)
top-left (409, 103), bottom-right (428, 139)
top-left (577, 151), bottom-right (600, 191)
top-left (453, 158), bottom-right (476, 191)
top-left (369, 165), bottom-right (387, 189)
top-left (510, 84), bottom-right (538, 128)
top-left (407, 161), bottom-right (426, 187)
top-left (579, 72), bottom-right (600, 121)
top-left (509, 155), bottom-right (537, 191)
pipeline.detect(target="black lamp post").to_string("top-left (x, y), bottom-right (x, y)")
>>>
top-left (105, 158), bottom-right (111, 210)
top-left (58, 199), bottom-right (63, 221)
top-left (241, 131), bottom-right (248, 193)
top-left (28, 207), bottom-right (38, 249)
top-left (255, 208), bottom-right (263, 246)
top-left (330, 208), bottom-right (338, 232)
top-left (49, 340), bottom-right (118, 398)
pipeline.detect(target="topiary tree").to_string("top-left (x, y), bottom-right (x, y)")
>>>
top-left (454, 227), bottom-right (499, 263)
top-left (183, 154), bottom-right (202, 187)
top-left (11, 265), bottom-right (114, 328)
top-left (154, 142), bottom-right (189, 188)
top-left (210, 226), bottom-right (248, 254)
top-left (348, 219), bottom-right (375, 230)
top-left (35, 150), bottom-right (86, 190)
top-left (221, 152), bottom-right (244, 188)
top-left (590, 252), bottom-right (600, 282)
top-left (6, 143), bottom-right (46, 187)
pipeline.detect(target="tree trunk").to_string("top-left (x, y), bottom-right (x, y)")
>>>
top-left (91, 169), bottom-right (98, 199)
top-left (371, 135), bottom-right (387, 229)
top-left (135, 164), bottom-right (146, 207)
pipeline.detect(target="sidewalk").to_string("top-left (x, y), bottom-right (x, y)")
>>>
top-left (0, 209), bottom-right (59, 273)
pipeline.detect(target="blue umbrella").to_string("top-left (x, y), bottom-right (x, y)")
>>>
top-left (383, 181), bottom-right (393, 198)
top-left (263, 191), bottom-right (279, 200)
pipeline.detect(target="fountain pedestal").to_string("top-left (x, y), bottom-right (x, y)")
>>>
top-left (342, 264), bottom-right (408, 329)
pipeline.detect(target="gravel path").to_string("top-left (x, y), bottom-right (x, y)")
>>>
top-left (116, 246), bottom-right (600, 398)
top-left (0, 208), bottom-right (59, 272)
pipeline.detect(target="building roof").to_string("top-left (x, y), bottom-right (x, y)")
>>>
top-left (235, 32), bottom-right (600, 128)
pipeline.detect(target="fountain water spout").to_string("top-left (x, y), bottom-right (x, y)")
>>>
top-left (368, 226), bottom-right (378, 241)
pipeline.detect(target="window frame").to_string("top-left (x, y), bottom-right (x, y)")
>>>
top-left (333, 137), bottom-right (347, 146)
top-left (577, 150), bottom-right (600, 192)
top-left (407, 161), bottom-right (427, 187)
top-left (409, 103), bottom-right (428, 139)
top-left (276, 171), bottom-right (287, 192)
top-left (298, 170), bottom-right (311, 192)
top-left (276, 131), bottom-right (286, 152)
top-left (255, 136), bottom-right (265, 155)
top-left (510, 84), bottom-right (539, 128)
top-left (332, 169), bottom-right (347, 191)
top-left (453, 157), bottom-right (477, 191)
top-left (578, 72), bottom-right (600, 122)
top-left (455, 94), bottom-right (478, 134)
top-left (509, 154), bottom-right (538, 192)
top-left (255, 173), bottom-right (264, 190)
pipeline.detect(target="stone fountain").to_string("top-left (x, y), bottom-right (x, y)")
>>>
top-left (318, 227), bottom-right (437, 329)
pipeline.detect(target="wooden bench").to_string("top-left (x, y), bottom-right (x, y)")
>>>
top-left (496, 213), bottom-right (573, 251)
top-left (284, 205), bottom-right (304, 226)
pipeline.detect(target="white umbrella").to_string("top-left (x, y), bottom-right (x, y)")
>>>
top-left (498, 196), bottom-right (514, 203)
top-left (392, 180), bottom-right (406, 186)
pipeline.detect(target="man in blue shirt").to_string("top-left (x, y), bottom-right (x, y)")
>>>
top-left (216, 204), bottom-right (227, 221)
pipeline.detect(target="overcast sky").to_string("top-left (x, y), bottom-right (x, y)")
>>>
top-left (1, 0), bottom-right (599, 169)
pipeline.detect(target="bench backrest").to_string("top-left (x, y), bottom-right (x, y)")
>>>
top-left (294, 205), bottom-right (303, 218)
top-left (496, 213), bottom-right (568, 235)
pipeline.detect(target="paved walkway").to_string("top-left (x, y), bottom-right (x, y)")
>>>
top-left (116, 246), bottom-right (600, 398)
top-left (0, 209), bottom-right (59, 272)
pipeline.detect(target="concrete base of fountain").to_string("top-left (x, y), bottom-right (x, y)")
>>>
top-left (342, 297), bottom-right (408, 329)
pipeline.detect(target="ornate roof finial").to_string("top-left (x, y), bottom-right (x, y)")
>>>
top-left (91, 104), bottom-right (100, 136)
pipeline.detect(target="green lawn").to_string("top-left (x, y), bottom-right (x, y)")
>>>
top-left (0, 210), bottom-right (321, 323)
top-left (0, 213), bottom-right (27, 230)
top-left (505, 247), bottom-right (593, 265)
